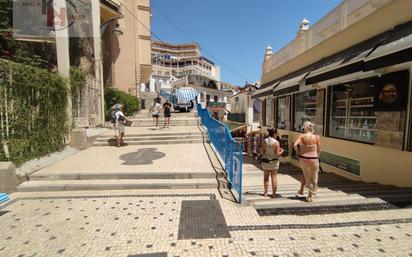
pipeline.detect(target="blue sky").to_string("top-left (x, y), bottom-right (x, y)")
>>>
top-left (151, 0), bottom-right (342, 86)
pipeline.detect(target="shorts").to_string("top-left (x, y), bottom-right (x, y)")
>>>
top-left (152, 114), bottom-right (159, 118)
top-left (261, 160), bottom-right (280, 171)
top-left (114, 123), bottom-right (125, 137)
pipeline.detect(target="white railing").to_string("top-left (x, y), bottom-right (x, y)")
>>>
top-left (264, 0), bottom-right (395, 74)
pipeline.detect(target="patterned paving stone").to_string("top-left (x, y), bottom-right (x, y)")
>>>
top-left (1, 189), bottom-right (411, 257)
top-left (128, 253), bottom-right (167, 257)
top-left (256, 202), bottom-right (407, 216)
top-left (178, 200), bottom-right (230, 239)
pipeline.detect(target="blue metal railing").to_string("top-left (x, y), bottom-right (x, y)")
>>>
top-left (197, 103), bottom-right (243, 203)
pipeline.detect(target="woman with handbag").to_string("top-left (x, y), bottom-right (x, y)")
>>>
top-left (260, 128), bottom-right (284, 198)
top-left (293, 121), bottom-right (321, 202)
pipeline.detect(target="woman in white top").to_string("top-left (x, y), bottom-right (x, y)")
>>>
top-left (150, 99), bottom-right (162, 130)
top-left (260, 128), bottom-right (284, 198)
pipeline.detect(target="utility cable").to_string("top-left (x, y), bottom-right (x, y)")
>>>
top-left (148, 2), bottom-right (254, 83)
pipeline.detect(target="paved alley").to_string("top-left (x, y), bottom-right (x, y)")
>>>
top-left (0, 113), bottom-right (411, 257)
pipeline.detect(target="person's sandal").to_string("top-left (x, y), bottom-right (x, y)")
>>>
top-left (259, 193), bottom-right (268, 197)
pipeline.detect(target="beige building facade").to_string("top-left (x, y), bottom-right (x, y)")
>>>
top-left (253, 0), bottom-right (412, 187)
top-left (101, 0), bottom-right (152, 95)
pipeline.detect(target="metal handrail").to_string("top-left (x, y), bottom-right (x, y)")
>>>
top-left (197, 103), bottom-right (243, 203)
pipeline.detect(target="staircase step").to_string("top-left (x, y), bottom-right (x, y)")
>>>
top-left (94, 135), bottom-right (204, 142)
top-left (30, 171), bottom-right (216, 181)
top-left (251, 194), bottom-right (366, 208)
top-left (243, 190), bottom-right (349, 202)
top-left (255, 198), bottom-right (403, 216)
top-left (243, 183), bottom-right (396, 192)
top-left (97, 132), bottom-right (202, 138)
top-left (252, 196), bottom-right (384, 210)
top-left (92, 139), bottom-right (204, 146)
top-left (16, 178), bottom-right (218, 192)
top-left (131, 124), bottom-right (198, 127)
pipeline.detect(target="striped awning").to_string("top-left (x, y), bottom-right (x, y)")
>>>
top-left (176, 88), bottom-right (198, 103)
top-left (0, 193), bottom-right (9, 204)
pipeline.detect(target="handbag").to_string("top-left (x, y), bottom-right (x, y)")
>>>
top-left (261, 158), bottom-right (278, 163)
top-left (124, 120), bottom-right (133, 127)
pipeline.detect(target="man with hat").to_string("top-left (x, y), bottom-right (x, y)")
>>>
top-left (112, 102), bottom-right (128, 147)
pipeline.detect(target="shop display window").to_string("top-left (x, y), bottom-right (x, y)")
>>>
top-left (293, 90), bottom-right (317, 132)
top-left (277, 96), bottom-right (289, 130)
top-left (328, 79), bottom-right (376, 144)
top-left (265, 99), bottom-right (273, 127)
top-left (262, 99), bottom-right (267, 126)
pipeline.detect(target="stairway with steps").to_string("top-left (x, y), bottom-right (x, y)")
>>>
top-left (242, 160), bottom-right (412, 215)
top-left (129, 119), bottom-right (198, 127)
top-left (92, 132), bottom-right (204, 146)
top-left (128, 112), bottom-right (198, 127)
top-left (16, 113), bottom-right (220, 192)
top-left (16, 178), bottom-right (218, 192)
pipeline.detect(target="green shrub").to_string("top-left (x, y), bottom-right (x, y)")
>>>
top-left (104, 87), bottom-right (140, 120)
top-left (0, 59), bottom-right (68, 166)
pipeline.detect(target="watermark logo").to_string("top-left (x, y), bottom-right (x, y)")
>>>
top-left (14, 0), bottom-right (93, 38)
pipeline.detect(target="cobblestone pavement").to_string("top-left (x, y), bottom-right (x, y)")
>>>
top-left (1, 189), bottom-right (411, 257)
top-left (33, 144), bottom-right (214, 175)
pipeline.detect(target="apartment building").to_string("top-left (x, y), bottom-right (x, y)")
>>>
top-left (151, 40), bottom-right (220, 88)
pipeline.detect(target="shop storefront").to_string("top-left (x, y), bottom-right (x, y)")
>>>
top-left (257, 21), bottom-right (412, 187)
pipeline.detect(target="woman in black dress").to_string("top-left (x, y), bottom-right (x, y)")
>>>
top-left (163, 99), bottom-right (172, 128)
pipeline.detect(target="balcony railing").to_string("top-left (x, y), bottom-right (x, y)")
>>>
top-left (263, 0), bottom-right (394, 74)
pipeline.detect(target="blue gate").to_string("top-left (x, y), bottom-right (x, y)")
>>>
top-left (197, 104), bottom-right (243, 203)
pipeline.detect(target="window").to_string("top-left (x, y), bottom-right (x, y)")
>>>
top-left (277, 96), bottom-right (290, 130)
top-left (234, 97), bottom-right (239, 103)
top-left (262, 99), bottom-right (266, 126)
top-left (293, 90), bottom-right (317, 132)
top-left (214, 95), bottom-right (218, 102)
top-left (328, 79), bottom-right (376, 143)
top-left (253, 99), bottom-right (261, 122)
top-left (265, 99), bottom-right (273, 127)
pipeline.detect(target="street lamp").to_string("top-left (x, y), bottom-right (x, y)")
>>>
top-left (100, 14), bottom-right (124, 36)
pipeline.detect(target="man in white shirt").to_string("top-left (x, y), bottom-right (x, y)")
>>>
top-left (112, 104), bottom-right (128, 147)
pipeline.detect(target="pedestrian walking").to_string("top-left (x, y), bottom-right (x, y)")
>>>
top-left (112, 104), bottom-right (129, 147)
top-left (150, 99), bottom-right (162, 130)
top-left (163, 99), bottom-right (172, 128)
top-left (293, 121), bottom-right (321, 202)
top-left (260, 128), bottom-right (284, 198)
